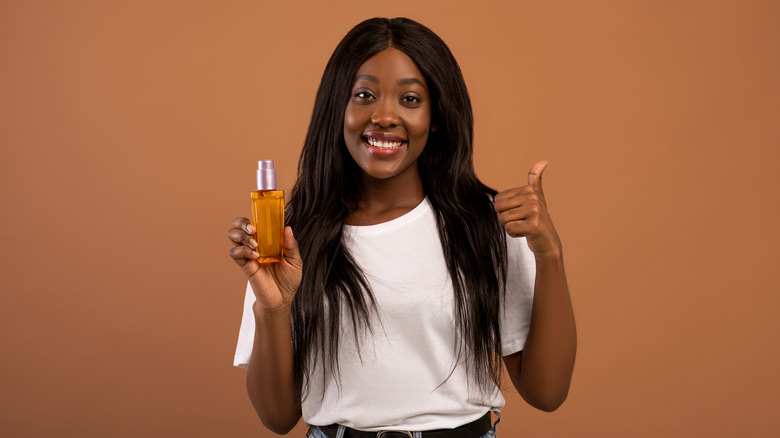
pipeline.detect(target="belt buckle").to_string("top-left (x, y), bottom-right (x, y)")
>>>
top-left (376, 431), bottom-right (413, 438)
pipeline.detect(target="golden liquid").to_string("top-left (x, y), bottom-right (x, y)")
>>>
top-left (250, 190), bottom-right (285, 263)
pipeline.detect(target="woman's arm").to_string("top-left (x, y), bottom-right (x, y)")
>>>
top-left (229, 221), bottom-right (303, 433)
top-left (494, 162), bottom-right (577, 411)
top-left (246, 303), bottom-right (302, 433)
top-left (504, 254), bottom-right (575, 411)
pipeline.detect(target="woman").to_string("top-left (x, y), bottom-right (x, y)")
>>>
top-left (228, 17), bottom-right (576, 438)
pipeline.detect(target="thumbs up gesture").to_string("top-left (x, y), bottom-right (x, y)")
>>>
top-left (494, 161), bottom-right (563, 260)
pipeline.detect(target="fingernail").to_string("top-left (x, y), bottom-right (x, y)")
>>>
top-left (249, 239), bottom-right (258, 249)
top-left (251, 251), bottom-right (260, 259)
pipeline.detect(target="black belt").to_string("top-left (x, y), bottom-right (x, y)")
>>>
top-left (319, 412), bottom-right (492, 438)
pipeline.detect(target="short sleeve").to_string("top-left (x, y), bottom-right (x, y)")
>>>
top-left (499, 235), bottom-right (536, 356)
top-left (233, 282), bottom-right (257, 368)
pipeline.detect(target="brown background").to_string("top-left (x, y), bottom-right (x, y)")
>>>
top-left (1, 0), bottom-right (778, 436)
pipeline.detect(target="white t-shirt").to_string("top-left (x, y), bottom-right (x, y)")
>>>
top-left (233, 197), bottom-right (536, 431)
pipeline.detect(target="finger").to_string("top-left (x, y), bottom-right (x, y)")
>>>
top-left (493, 189), bottom-right (520, 212)
top-left (227, 227), bottom-right (258, 248)
top-left (527, 160), bottom-right (549, 196)
top-left (281, 227), bottom-right (302, 265)
top-left (231, 217), bottom-right (256, 235)
top-left (503, 217), bottom-right (539, 238)
top-left (229, 245), bottom-right (260, 267)
top-left (493, 186), bottom-right (537, 214)
top-left (498, 202), bottom-right (543, 226)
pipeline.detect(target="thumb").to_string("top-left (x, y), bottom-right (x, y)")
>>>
top-left (527, 160), bottom-right (549, 195)
top-left (281, 226), bottom-right (302, 265)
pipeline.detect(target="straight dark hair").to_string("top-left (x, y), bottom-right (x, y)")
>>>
top-left (286, 17), bottom-right (508, 398)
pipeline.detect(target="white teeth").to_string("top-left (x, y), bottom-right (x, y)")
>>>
top-left (366, 137), bottom-right (404, 149)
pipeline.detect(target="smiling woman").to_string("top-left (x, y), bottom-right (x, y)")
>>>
top-left (343, 47), bottom-right (433, 220)
top-left (226, 17), bottom-right (576, 438)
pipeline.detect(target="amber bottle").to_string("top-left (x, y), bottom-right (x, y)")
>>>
top-left (250, 160), bottom-right (284, 263)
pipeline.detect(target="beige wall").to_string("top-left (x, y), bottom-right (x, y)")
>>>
top-left (1, 1), bottom-right (778, 436)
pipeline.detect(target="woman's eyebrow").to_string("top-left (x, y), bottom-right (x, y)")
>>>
top-left (355, 74), bottom-right (427, 90)
top-left (399, 78), bottom-right (427, 89)
top-left (355, 73), bottom-right (379, 83)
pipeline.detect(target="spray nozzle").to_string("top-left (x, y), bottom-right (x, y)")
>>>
top-left (257, 160), bottom-right (277, 190)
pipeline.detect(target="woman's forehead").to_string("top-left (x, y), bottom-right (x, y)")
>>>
top-left (354, 48), bottom-right (427, 85)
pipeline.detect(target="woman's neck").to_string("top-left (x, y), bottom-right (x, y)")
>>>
top-left (346, 170), bottom-right (425, 226)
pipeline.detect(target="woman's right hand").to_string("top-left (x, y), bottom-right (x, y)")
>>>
top-left (228, 218), bottom-right (303, 312)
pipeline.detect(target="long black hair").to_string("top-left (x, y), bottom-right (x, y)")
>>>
top-left (286, 17), bottom-right (508, 398)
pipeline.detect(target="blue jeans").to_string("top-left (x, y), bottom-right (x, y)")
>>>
top-left (306, 412), bottom-right (501, 438)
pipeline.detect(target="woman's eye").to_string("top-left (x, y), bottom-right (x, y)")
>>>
top-left (355, 91), bottom-right (374, 100)
top-left (402, 96), bottom-right (421, 104)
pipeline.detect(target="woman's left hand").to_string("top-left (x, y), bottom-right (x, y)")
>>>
top-left (494, 161), bottom-right (562, 260)
top-left (496, 161), bottom-right (576, 411)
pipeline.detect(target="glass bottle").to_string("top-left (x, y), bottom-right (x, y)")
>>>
top-left (250, 160), bottom-right (284, 263)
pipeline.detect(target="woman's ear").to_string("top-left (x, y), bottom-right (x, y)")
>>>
top-left (430, 122), bottom-right (439, 132)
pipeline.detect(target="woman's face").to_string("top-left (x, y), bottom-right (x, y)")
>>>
top-left (343, 47), bottom-right (433, 184)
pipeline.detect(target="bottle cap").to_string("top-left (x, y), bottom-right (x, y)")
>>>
top-left (257, 160), bottom-right (277, 190)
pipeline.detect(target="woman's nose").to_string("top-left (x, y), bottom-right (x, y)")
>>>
top-left (370, 98), bottom-right (399, 127)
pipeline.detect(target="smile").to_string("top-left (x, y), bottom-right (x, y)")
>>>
top-left (361, 131), bottom-right (408, 157)
top-left (364, 137), bottom-right (405, 149)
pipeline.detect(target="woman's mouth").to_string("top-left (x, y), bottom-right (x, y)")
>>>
top-left (364, 137), bottom-right (405, 149)
top-left (362, 133), bottom-right (407, 156)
